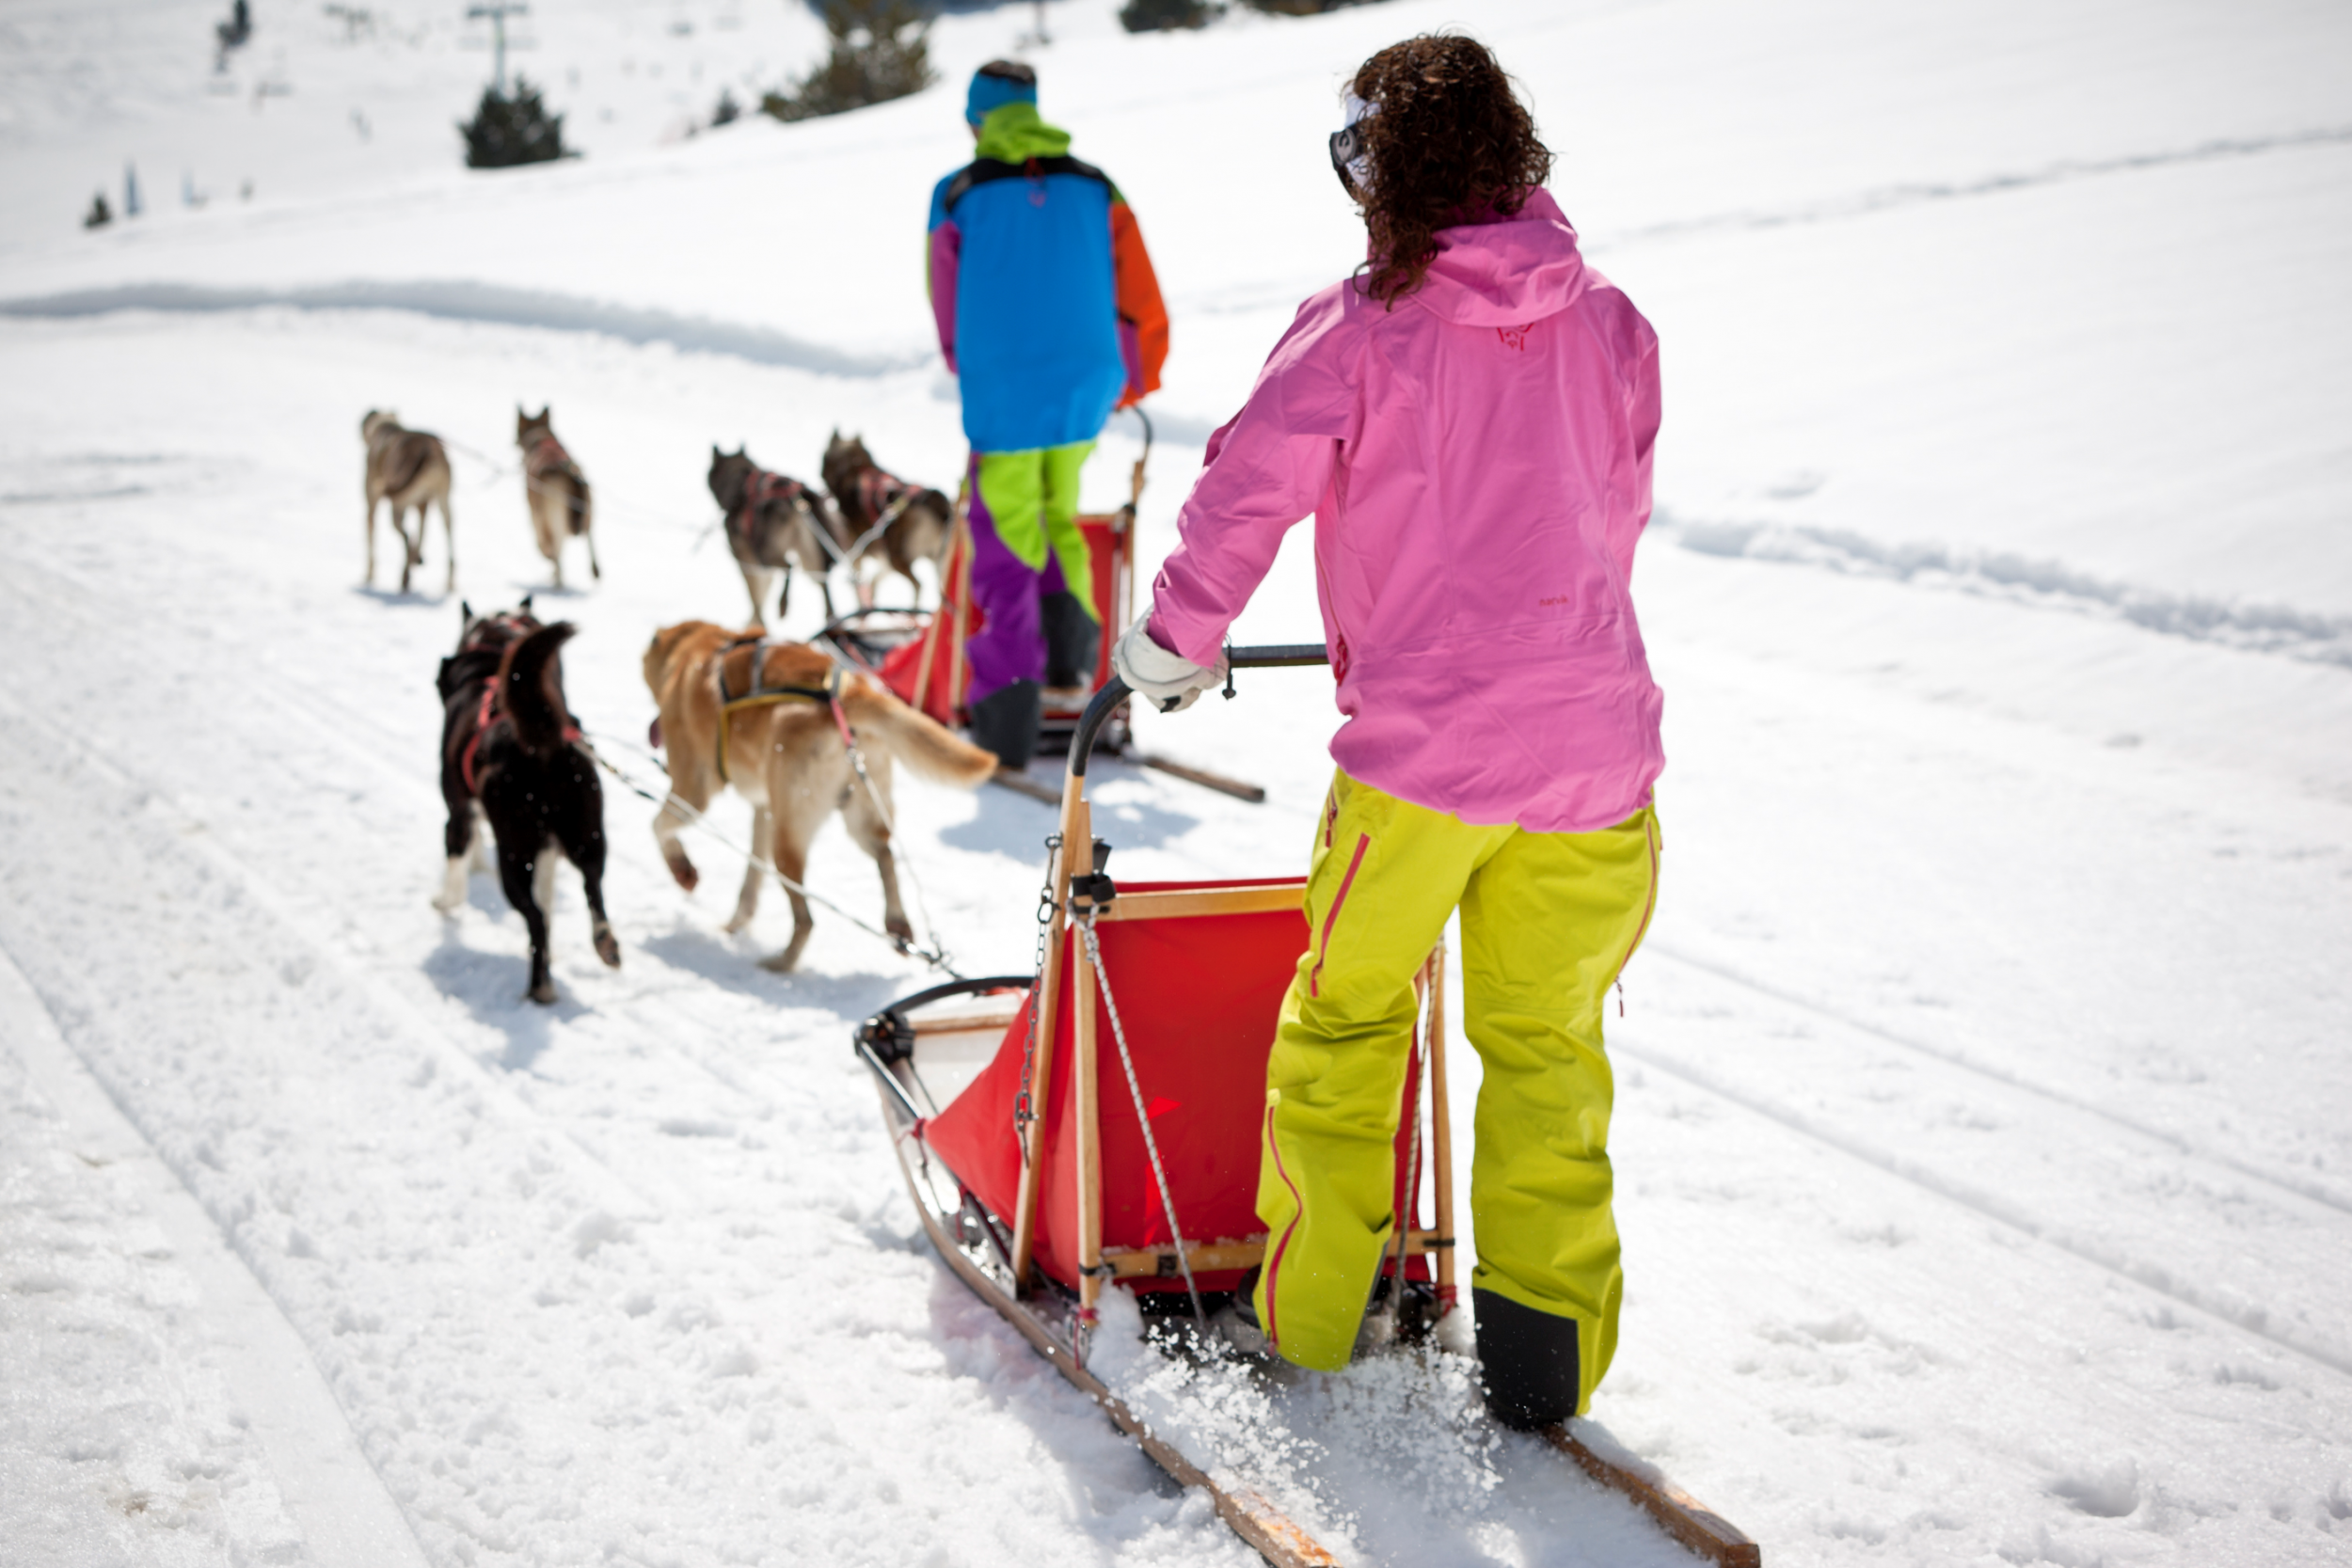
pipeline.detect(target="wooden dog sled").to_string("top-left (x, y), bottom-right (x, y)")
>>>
top-left (853, 654), bottom-right (1760, 1568)
top-left (818, 414), bottom-right (1268, 804)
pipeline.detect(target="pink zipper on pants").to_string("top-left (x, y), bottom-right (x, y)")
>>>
top-left (1309, 832), bottom-right (1370, 999)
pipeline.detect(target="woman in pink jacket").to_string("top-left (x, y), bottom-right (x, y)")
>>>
top-left (1112, 34), bottom-right (1663, 1430)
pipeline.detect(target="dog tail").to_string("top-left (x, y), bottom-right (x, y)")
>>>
top-left (500, 621), bottom-right (578, 755)
top-left (842, 679), bottom-right (998, 789)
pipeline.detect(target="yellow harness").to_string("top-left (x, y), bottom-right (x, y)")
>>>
top-left (714, 637), bottom-right (848, 784)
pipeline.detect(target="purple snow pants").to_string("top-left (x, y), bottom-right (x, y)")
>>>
top-left (964, 466), bottom-right (1078, 706)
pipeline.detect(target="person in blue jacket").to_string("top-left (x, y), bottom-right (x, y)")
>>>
top-left (927, 59), bottom-right (1168, 767)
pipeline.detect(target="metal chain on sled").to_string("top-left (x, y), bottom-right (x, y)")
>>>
top-left (1012, 833), bottom-right (1061, 1156)
top-left (1079, 907), bottom-right (1209, 1330)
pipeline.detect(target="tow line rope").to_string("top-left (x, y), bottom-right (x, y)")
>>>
top-left (1079, 906), bottom-right (1208, 1332)
top-left (828, 694), bottom-right (948, 975)
top-left (577, 733), bottom-right (962, 979)
top-left (828, 489), bottom-right (914, 575)
top-left (437, 436), bottom-right (696, 549)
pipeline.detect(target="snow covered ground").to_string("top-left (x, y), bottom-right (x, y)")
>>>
top-left (3, 1), bottom-right (2349, 1565)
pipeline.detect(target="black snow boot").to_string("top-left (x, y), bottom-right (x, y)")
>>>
top-left (1474, 1288), bottom-right (1581, 1432)
top-left (1040, 591), bottom-right (1101, 689)
top-left (968, 679), bottom-right (1042, 770)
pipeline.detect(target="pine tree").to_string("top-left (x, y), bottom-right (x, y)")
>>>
top-left (1120, 0), bottom-right (1217, 30)
top-left (761, 0), bottom-right (934, 123)
top-left (459, 76), bottom-right (569, 169)
top-left (84, 192), bottom-right (112, 230)
top-left (1239, 0), bottom-right (1388, 13)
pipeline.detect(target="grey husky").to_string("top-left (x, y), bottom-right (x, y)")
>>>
top-left (516, 405), bottom-right (599, 589)
top-left (361, 409), bottom-right (455, 594)
top-left (706, 446), bottom-right (848, 628)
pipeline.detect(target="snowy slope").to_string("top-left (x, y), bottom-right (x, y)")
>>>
top-left (5, 2), bottom-right (2351, 1565)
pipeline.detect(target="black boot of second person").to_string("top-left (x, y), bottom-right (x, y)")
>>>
top-left (1040, 591), bottom-right (1100, 689)
top-left (1474, 1288), bottom-right (1581, 1432)
top-left (968, 679), bottom-right (1042, 770)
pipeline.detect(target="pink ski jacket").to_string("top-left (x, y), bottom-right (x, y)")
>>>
top-left (1147, 188), bottom-right (1664, 833)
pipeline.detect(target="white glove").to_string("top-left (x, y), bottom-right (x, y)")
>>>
top-left (1112, 615), bottom-right (1224, 714)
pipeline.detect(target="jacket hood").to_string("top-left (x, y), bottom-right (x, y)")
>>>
top-left (1406, 187), bottom-right (1587, 326)
top-left (976, 103), bottom-right (1072, 163)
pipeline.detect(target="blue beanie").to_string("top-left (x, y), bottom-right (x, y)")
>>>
top-left (966, 66), bottom-right (1037, 127)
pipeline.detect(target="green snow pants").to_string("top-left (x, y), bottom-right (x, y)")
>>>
top-left (1251, 768), bottom-right (1661, 1410)
top-left (973, 442), bottom-right (1098, 622)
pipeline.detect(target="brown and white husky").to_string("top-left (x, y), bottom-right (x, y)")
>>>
top-left (642, 622), bottom-right (996, 973)
top-left (516, 405), bottom-right (599, 589)
top-left (360, 409), bottom-right (455, 594)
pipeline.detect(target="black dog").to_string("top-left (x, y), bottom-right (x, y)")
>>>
top-left (434, 601), bottom-right (620, 1004)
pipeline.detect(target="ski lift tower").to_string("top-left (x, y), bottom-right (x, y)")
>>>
top-left (467, 0), bottom-right (529, 95)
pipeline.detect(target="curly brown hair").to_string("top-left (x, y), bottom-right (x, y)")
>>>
top-left (1348, 34), bottom-right (1553, 307)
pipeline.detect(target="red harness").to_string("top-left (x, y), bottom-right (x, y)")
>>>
top-left (526, 434), bottom-right (572, 477)
top-left (454, 613), bottom-right (580, 796)
top-left (732, 467), bottom-right (806, 544)
top-left (853, 466), bottom-right (910, 526)
top-left (461, 685), bottom-right (499, 796)
top-left (461, 684), bottom-right (585, 796)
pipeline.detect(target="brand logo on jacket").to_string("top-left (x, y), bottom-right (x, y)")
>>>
top-left (1498, 325), bottom-right (1530, 350)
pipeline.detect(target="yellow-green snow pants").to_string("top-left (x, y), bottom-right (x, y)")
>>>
top-left (1252, 768), bottom-right (1660, 1411)
top-left (972, 442), bottom-right (1099, 622)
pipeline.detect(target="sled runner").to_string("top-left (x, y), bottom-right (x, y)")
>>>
top-left (853, 656), bottom-right (1761, 1568)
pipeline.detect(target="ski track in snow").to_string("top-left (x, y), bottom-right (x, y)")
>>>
top-left (0, 537), bottom-right (1260, 1566)
top-left (1, 948), bottom-right (435, 1568)
top-left (0, 279), bottom-right (921, 380)
top-left (1594, 122), bottom-right (2352, 249)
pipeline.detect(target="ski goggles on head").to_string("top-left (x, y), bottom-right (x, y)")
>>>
top-left (1329, 92), bottom-right (1375, 197)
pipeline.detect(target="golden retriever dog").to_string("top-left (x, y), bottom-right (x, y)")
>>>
top-left (643, 622), bottom-right (996, 972)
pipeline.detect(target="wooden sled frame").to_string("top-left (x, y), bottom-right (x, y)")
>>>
top-left (1012, 732), bottom-right (1452, 1319)
top-left (857, 662), bottom-right (1759, 1568)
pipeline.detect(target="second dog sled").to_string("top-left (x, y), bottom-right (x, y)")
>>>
top-left (853, 656), bottom-right (1760, 1568)
top-left (818, 413), bottom-right (1270, 804)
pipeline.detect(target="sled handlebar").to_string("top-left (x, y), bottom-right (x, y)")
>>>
top-left (1070, 642), bottom-right (1331, 780)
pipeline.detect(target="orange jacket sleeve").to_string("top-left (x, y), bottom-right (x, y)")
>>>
top-left (1110, 200), bottom-right (1168, 406)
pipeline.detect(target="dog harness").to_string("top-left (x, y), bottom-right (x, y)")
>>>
top-left (729, 467), bottom-right (811, 551)
top-left (840, 466), bottom-right (920, 570)
top-left (456, 613), bottom-right (584, 796)
top-left (712, 636), bottom-right (856, 784)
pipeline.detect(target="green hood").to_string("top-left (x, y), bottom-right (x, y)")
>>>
top-left (976, 102), bottom-right (1071, 163)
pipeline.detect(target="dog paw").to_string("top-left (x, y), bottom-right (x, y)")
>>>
top-left (666, 860), bottom-right (698, 894)
top-left (594, 930), bottom-right (621, 968)
top-left (431, 894), bottom-right (460, 916)
top-left (722, 911), bottom-right (752, 935)
top-left (527, 980), bottom-right (558, 1006)
top-left (757, 949), bottom-right (800, 974)
top-left (885, 914), bottom-right (915, 942)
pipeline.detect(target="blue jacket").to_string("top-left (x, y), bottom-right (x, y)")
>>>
top-left (928, 104), bottom-right (1162, 452)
